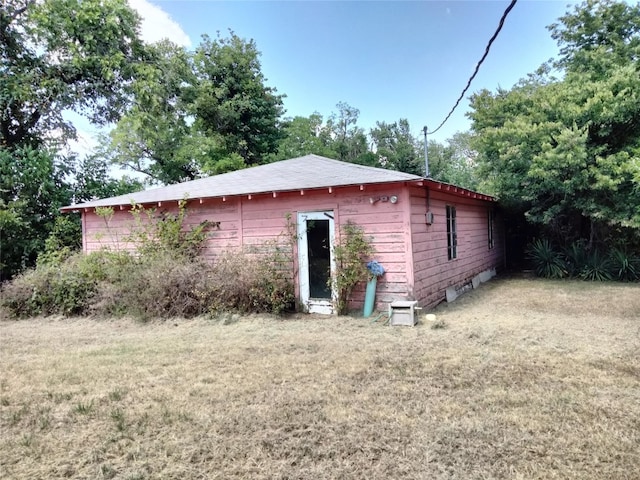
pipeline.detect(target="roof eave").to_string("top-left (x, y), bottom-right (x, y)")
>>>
top-left (419, 178), bottom-right (497, 202)
top-left (60, 178), bottom-right (423, 213)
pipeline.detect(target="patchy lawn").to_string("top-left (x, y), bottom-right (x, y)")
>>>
top-left (1, 277), bottom-right (639, 479)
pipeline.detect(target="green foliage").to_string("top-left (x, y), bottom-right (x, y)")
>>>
top-left (104, 32), bottom-right (285, 184)
top-left (1, 255), bottom-right (99, 317)
top-left (126, 200), bottom-right (213, 260)
top-left (37, 215), bottom-right (82, 266)
top-left (193, 32), bottom-right (285, 168)
top-left (527, 238), bottom-right (638, 282)
top-left (77, 250), bottom-right (135, 284)
top-left (426, 132), bottom-right (480, 190)
top-left (326, 102), bottom-right (373, 166)
top-left (0, 0), bottom-right (146, 279)
top-left (549, 0), bottom-right (640, 73)
top-left (100, 40), bottom-right (204, 184)
top-left (565, 241), bottom-right (619, 281)
top-left (1, 0), bottom-right (145, 149)
top-left (269, 113), bottom-right (336, 161)
top-left (72, 155), bottom-right (143, 203)
top-left (0, 146), bottom-right (72, 279)
top-left (526, 239), bottom-right (567, 279)
top-left (332, 222), bottom-right (375, 315)
top-left (370, 119), bottom-right (423, 175)
top-left (469, 0), bottom-right (640, 244)
top-left (579, 249), bottom-right (613, 282)
top-left (608, 247), bottom-right (639, 282)
top-left (272, 106), bottom-right (445, 178)
top-left (563, 241), bottom-right (588, 278)
top-left (74, 401), bottom-right (94, 415)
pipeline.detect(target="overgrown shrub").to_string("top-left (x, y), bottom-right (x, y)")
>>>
top-left (111, 253), bottom-right (213, 320)
top-left (76, 250), bottom-right (137, 284)
top-left (127, 200), bottom-right (213, 260)
top-left (1, 254), bottom-right (98, 317)
top-left (1, 206), bottom-right (297, 319)
top-left (332, 222), bottom-right (375, 315)
top-left (2, 246), bottom-right (295, 319)
top-left (207, 244), bottom-right (295, 315)
top-left (563, 241), bottom-right (587, 278)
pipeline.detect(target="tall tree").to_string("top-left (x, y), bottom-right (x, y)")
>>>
top-left (326, 102), bottom-right (375, 165)
top-left (0, 147), bottom-right (71, 278)
top-left (73, 155), bottom-right (143, 204)
top-left (101, 40), bottom-right (203, 184)
top-left (0, 0), bottom-right (145, 149)
top-left (469, 0), bottom-right (640, 246)
top-left (192, 33), bottom-right (285, 170)
top-left (0, 0), bottom-right (146, 278)
top-left (270, 113), bottom-right (336, 161)
top-left (426, 132), bottom-right (479, 190)
top-left (549, 0), bottom-right (640, 72)
top-left (370, 119), bottom-right (422, 175)
top-left (104, 32), bottom-right (285, 184)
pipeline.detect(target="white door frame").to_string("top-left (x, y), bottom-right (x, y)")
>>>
top-left (297, 211), bottom-right (336, 314)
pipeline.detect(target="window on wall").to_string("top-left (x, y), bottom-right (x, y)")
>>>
top-left (446, 205), bottom-right (457, 260)
top-left (488, 209), bottom-right (495, 250)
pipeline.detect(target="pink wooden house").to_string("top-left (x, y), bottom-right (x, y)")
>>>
top-left (61, 155), bottom-right (505, 314)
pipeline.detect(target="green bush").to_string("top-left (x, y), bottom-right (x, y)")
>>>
top-left (1, 255), bottom-right (98, 318)
top-left (579, 249), bottom-right (613, 282)
top-left (526, 239), bottom-right (567, 279)
top-left (332, 222), bottom-right (375, 314)
top-left (563, 241), bottom-right (587, 278)
top-left (528, 238), bottom-right (639, 283)
top-left (127, 200), bottom-right (213, 260)
top-left (608, 247), bottom-right (638, 282)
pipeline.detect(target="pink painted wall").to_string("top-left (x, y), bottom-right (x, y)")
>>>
top-left (80, 181), bottom-right (504, 313)
top-left (82, 201), bottom-right (242, 256)
top-left (81, 183), bottom-right (414, 312)
top-left (409, 185), bottom-right (505, 308)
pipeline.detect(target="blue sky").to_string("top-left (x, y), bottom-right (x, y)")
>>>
top-left (70, 0), bottom-right (578, 155)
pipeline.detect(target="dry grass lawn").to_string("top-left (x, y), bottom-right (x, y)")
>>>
top-left (1, 277), bottom-right (639, 479)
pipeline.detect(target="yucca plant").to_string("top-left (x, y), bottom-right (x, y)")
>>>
top-left (579, 249), bottom-right (613, 282)
top-left (526, 239), bottom-right (567, 279)
top-left (563, 241), bottom-right (587, 278)
top-left (608, 247), bottom-right (639, 282)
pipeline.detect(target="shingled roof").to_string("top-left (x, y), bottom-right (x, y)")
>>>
top-left (61, 155), bottom-right (424, 211)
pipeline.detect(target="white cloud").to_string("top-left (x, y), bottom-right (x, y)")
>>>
top-left (128, 0), bottom-right (192, 48)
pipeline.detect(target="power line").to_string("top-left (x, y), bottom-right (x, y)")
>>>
top-left (427, 0), bottom-right (518, 135)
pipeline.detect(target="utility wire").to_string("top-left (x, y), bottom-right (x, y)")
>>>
top-left (427, 0), bottom-right (518, 135)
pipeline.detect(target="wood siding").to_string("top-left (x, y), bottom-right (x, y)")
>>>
top-left (409, 185), bottom-right (505, 309)
top-left (80, 184), bottom-right (413, 312)
top-left (80, 183), bottom-right (504, 313)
